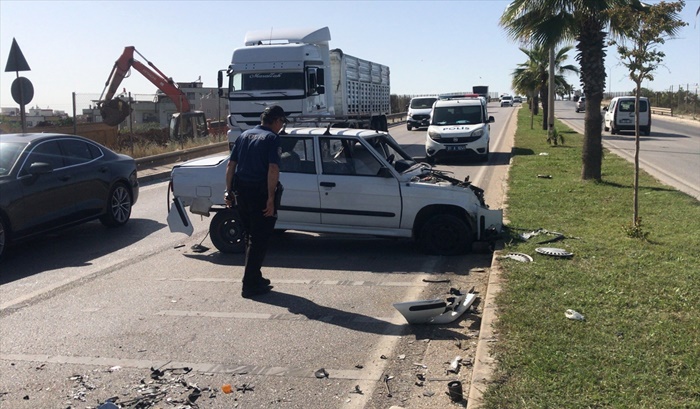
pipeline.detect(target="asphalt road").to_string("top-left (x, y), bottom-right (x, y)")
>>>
top-left (555, 100), bottom-right (700, 200)
top-left (0, 104), bottom-right (517, 409)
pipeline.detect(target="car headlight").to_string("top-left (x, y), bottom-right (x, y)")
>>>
top-left (472, 129), bottom-right (483, 137)
top-left (428, 129), bottom-right (442, 140)
top-left (407, 113), bottom-right (413, 119)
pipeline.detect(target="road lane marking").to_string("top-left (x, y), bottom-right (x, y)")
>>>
top-left (156, 309), bottom-right (405, 327)
top-left (156, 277), bottom-right (428, 287)
top-left (0, 353), bottom-right (375, 381)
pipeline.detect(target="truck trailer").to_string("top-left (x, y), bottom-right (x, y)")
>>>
top-left (218, 26), bottom-right (391, 140)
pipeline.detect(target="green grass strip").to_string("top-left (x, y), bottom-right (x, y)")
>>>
top-left (482, 108), bottom-right (700, 409)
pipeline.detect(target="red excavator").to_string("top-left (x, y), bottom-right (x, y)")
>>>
top-left (98, 46), bottom-right (208, 140)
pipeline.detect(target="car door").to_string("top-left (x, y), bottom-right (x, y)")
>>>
top-left (277, 136), bottom-right (321, 224)
top-left (317, 137), bottom-right (401, 228)
top-left (59, 138), bottom-right (111, 219)
top-left (12, 139), bottom-right (77, 235)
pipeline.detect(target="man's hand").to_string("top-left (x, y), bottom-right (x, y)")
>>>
top-left (263, 197), bottom-right (275, 217)
top-left (224, 191), bottom-right (235, 208)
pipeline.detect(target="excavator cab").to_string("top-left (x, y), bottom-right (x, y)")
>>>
top-left (170, 112), bottom-right (208, 141)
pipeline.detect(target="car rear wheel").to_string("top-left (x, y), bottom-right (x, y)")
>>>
top-left (210, 209), bottom-right (246, 253)
top-left (419, 214), bottom-right (473, 255)
top-left (99, 182), bottom-right (132, 227)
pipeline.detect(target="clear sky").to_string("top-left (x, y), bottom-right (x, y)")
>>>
top-left (1, 0), bottom-right (699, 113)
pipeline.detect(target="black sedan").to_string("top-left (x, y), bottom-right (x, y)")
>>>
top-left (0, 133), bottom-right (139, 259)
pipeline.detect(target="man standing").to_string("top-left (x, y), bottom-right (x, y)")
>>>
top-left (225, 105), bottom-right (285, 297)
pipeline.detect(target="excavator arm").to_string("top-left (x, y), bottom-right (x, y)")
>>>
top-left (99, 46), bottom-right (191, 126)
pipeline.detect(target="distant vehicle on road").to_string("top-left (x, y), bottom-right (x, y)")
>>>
top-left (0, 133), bottom-right (139, 259)
top-left (406, 96), bottom-right (437, 131)
top-left (575, 96), bottom-right (586, 112)
top-left (603, 96), bottom-right (651, 135)
top-left (500, 95), bottom-right (513, 107)
top-left (513, 95), bottom-right (522, 104)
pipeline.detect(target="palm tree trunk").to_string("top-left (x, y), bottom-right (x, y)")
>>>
top-left (578, 18), bottom-right (606, 181)
top-left (540, 87), bottom-right (548, 130)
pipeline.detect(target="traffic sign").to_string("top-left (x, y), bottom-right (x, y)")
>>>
top-left (4, 38), bottom-right (31, 72)
top-left (11, 77), bottom-right (34, 105)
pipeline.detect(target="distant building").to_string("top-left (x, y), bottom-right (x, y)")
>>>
top-left (0, 106), bottom-right (68, 128)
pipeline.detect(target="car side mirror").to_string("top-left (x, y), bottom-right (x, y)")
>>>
top-left (488, 116), bottom-right (495, 123)
top-left (27, 162), bottom-right (53, 175)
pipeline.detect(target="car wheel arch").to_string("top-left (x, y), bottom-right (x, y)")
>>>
top-left (413, 204), bottom-right (475, 238)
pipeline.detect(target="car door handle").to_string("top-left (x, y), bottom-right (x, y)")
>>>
top-left (320, 182), bottom-right (336, 188)
top-left (98, 166), bottom-right (109, 173)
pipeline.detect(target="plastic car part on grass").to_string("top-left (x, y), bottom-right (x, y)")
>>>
top-left (501, 252), bottom-right (533, 263)
top-left (535, 247), bottom-right (574, 258)
top-left (565, 309), bottom-right (585, 321)
top-left (393, 290), bottom-right (477, 324)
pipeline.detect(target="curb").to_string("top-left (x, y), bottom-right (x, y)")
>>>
top-left (466, 249), bottom-right (503, 409)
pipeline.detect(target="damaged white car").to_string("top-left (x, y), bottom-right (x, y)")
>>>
top-left (168, 126), bottom-right (502, 256)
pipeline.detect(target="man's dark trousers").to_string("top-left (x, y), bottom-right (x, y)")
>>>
top-left (235, 183), bottom-right (276, 288)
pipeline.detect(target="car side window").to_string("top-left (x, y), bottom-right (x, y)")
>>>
top-left (60, 139), bottom-right (94, 166)
top-left (21, 140), bottom-right (64, 175)
top-left (279, 137), bottom-right (315, 174)
top-left (321, 137), bottom-right (384, 176)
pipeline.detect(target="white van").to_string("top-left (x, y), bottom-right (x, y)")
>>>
top-left (604, 96), bottom-right (651, 136)
top-left (407, 96), bottom-right (438, 131)
top-left (426, 96), bottom-right (494, 162)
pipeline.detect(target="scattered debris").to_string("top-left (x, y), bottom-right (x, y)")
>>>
top-left (539, 152), bottom-right (549, 156)
top-left (423, 390), bottom-right (435, 397)
top-left (236, 383), bottom-right (254, 393)
top-left (447, 356), bottom-right (462, 374)
top-left (447, 380), bottom-right (464, 402)
top-left (565, 309), bottom-right (585, 321)
top-left (536, 247), bottom-right (574, 258)
top-left (398, 354), bottom-right (406, 360)
top-left (222, 384), bottom-right (233, 394)
top-left (383, 374), bottom-right (393, 397)
top-left (537, 174), bottom-right (553, 179)
top-left (413, 363), bottom-right (428, 369)
top-left (355, 364), bottom-right (364, 369)
top-left (191, 243), bottom-right (209, 253)
top-left (500, 252), bottom-right (534, 263)
top-left (350, 385), bottom-right (363, 394)
top-left (314, 368), bottom-right (329, 379)
top-left (393, 288), bottom-right (477, 324)
top-left (422, 278), bottom-right (451, 283)
top-left (174, 244), bottom-right (185, 249)
top-left (380, 355), bottom-right (388, 360)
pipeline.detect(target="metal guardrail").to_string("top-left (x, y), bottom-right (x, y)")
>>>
top-left (651, 107), bottom-right (673, 116)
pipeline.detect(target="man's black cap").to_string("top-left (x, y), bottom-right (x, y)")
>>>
top-left (261, 105), bottom-right (287, 122)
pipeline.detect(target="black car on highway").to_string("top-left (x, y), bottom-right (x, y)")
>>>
top-left (0, 133), bottom-right (139, 259)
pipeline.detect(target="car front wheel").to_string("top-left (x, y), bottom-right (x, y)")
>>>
top-left (418, 214), bottom-right (473, 255)
top-left (210, 209), bottom-right (246, 253)
top-left (100, 183), bottom-right (132, 227)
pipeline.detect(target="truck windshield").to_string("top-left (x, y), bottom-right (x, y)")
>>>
top-left (410, 98), bottom-right (437, 109)
top-left (233, 72), bottom-right (304, 91)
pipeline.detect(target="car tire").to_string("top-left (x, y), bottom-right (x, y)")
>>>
top-left (99, 182), bottom-right (132, 227)
top-left (419, 214), bottom-right (473, 256)
top-left (642, 126), bottom-right (651, 136)
top-left (611, 127), bottom-right (618, 135)
top-left (604, 124), bottom-right (610, 132)
top-left (210, 208), bottom-right (246, 253)
top-left (407, 124), bottom-right (412, 131)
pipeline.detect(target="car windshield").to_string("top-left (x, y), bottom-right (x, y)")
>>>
top-left (0, 141), bottom-right (26, 176)
top-left (365, 133), bottom-right (417, 171)
top-left (432, 106), bottom-right (483, 125)
top-left (411, 98), bottom-right (437, 109)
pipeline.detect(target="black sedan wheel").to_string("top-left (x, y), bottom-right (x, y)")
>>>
top-left (99, 183), bottom-right (132, 227)
top-left (419, 214), bottom-right (473, 255)
top-left (210, 209), bottom-right (246, 253)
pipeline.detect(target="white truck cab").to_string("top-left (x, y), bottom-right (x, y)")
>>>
top-left (425, 96), bottom-right (494, 163)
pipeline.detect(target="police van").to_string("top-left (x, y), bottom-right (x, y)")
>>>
top-left (425, 95), bottom-right (494, 163)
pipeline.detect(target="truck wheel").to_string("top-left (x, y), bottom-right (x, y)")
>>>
top-left (642, 126), bottom-right (651, 136)
top-left (99, 182), bottom-right (132, 227)
top-left (407, 124), bottom-right (412, 131)
top-left (210, 209), bottom-right (246, 253)
top-left (419, 214), bottom-right (473, 255)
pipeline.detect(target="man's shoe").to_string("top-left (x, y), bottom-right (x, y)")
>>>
top-left (241, 284), bottom-right (273, 298)
top-left (259, 277), bottom-right (271, 286)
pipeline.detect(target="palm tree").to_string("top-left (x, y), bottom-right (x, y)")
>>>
top-left (500, 0), bottom-right (645, 181)
top-left (512, 45), bottom-right (579, 132)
